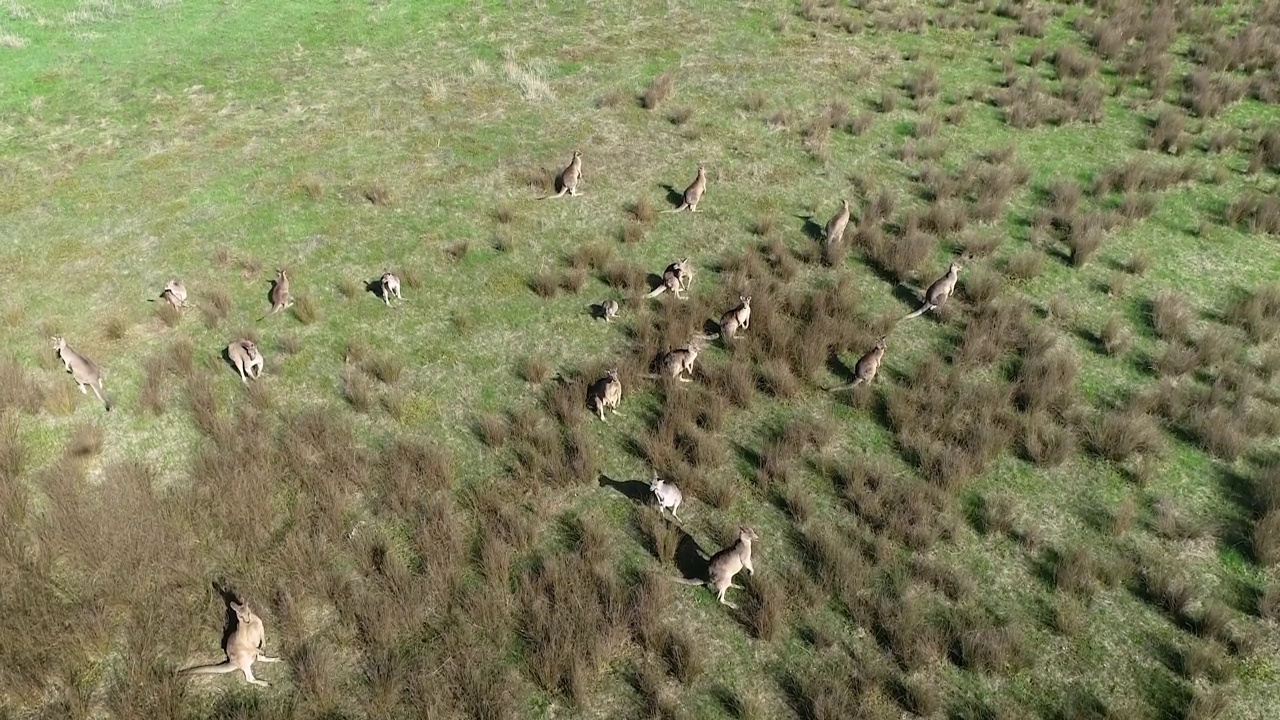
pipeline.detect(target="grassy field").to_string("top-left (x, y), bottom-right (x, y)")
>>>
top-left (3, 0), bottom-right (1280, 718)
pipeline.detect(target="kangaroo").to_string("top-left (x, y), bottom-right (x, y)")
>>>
top-left (719, 295), bottom-right (752, 340)
top-left (180, 599), bottom-right (280, 687)
top-left (823, 198), bottom-right (851, 245)
top-left (542, 149), bottom-right (583, 199)
top-left (650, 470), bottom-right (684, 522)
top-left (160, 279), bottom-right (190, 310)
top-left (600, 299), bottom-right (620, 322)
top-left (644, 259), bottom-right (693, 300)
top-left (663, 165), bottom-right (707, 213)
top-left (380, 272), bottom-right (402, 306)
top-left (903, 257), bottom-right (965, 320)
top-left (673, 526), bottom-right (759, 609)
top-left (586, 367), bottom-right (623, 421)
top-left (828, 335), bottom-right (888, 392)
top-left (50, 336), bottom-right (111, 411)
top-left (227, 340), bottom-right (264, 384)
top-left (259, 269), bottom-right (293, 320)
top-left (649, 333), bottom-right (717, 382)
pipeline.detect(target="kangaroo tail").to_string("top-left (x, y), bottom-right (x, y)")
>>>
top-left (90, 383), bottom-right (112, 412)
top-left (180, 661), bottom-right (237, 675)
top-left (902, 303), bottom-right (932, 321)
top-left (670, 577), bottom-right (706, 586)
top-left (644, 286), bottom-right (666, 299)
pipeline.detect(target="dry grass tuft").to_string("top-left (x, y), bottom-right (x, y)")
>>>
top-left (362, 181), bottom-right (392, 206)
top-left (520, 356), bottom-right (552, 384)
top-left (200, 288), bottom-right (233, 328)
top-left (65, 423), bottom-right (104, 459)
top-left (643, 73), bottom-right (675, 110)
top-left (1151, 291), bottom-right (1194, 343)
top-left (291, 294), bottom-right (318, 325)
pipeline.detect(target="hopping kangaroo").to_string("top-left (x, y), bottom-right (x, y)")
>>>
top-left (259, 269), bottom-right (293, 320)
top-left (903, 257), bottom-right (965, 320)
top-left (823, 198), bottom-right (851, 245)
top-left (180, 599), bottom-right (280, 687)
top-left (674, 526), bottom-right (759, 609)
top-left (227, 340), bottom-right (264, 384)
top-left (51, 336), bottom-right (111, 411)
top-left (649, 333), bottom-right (717, 382)
top-left (828, 335), bottom-right (888, 392)
top-left (380, 272), bottom-right (402, 306)
top-left (644, 259), bottom-right (693, 300)
top-left (160, 279), bottom-right (190, 310)
top-left (586, 367), bottom-right (623, 421)
top-left (650, 470), bottom-right (684, 522)
top-left (663, 165), bottom-right (707, 213)
top-left (542, 149), bottom-right (583, 199)
top-left (719, 295), bottom-right (752, 340)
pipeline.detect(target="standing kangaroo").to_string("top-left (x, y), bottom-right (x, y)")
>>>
top-left (380, 272), bottom-right (402, 306)
top-left (644, 259), bottom-right (693, 300)
top-left (674, 526), bottom-right (759, 609)
top-left (650, 470), bottom-right (684, 522)
top-left (51, 336), bottom-right (111, 411)
top-left (719, 295), bottom-right (752, 340)
top-left (542, 149), bottom-right (583, 199)
top-left (823, 199), bottom-right (851, 245)
top-left (180, 599), bottom-right (280, 687)
top-left (259, 269), bottom-right (293, 320)
top-left (663, 165), bottom-right (707, 213)
top-left (227, 340), bottom-right (264, 384)
top-left (587, 367), bottom-right (623, 421)
top-left (903, 258), bottom-right (965, 320)
top-left (828, 335), bottom-right (887, 392)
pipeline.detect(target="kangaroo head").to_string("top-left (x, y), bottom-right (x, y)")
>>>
top-left (841, 198), bottom-right (849, 209)
top-left (276, 269), bottom-right (288, 281)
top-left (607, 367), bottom-right (619, 380)
top-left (229, 601), bottom-right (255, 624)
top-left (649, 470), bottom-right (662, 490)
top-left (875, 335), bottom-right (888, 351)
top-left (696, 165), bottom-right (705, 174)
top-left (164, 279), bottom-right (181, 291)
top-left (50, 336), bottom-right (66, 352)
top-left (572, 149), bottom-right (582, 159)
top-left (740, 295), bottom-right (751, 307)
top-left (242, 340), bottom-right (258, 359)
top-left (739, 525), bottom-right (759, 542)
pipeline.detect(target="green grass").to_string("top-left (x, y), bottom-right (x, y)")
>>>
top-left (2, 1), bottom-right (1280, 718)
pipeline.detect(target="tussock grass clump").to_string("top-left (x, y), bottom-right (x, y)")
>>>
top-left (363, 353), bottom-right (404, 384)
top-left (519, 553), bottom-right (624, 705)
top-left (362, 181), bottom-right (393, 206)
top-left (1063, 210), bottom-right (1106, 267)
top-left (445, 239), bottom-right (471, 263)
top-left (1052, 45), bottom-right (1097, 80)
top-left (906, 66), bottom-right (939, 102)
top-left (1100, 315), bottom-right (1132, 356)
top-left (340, 366), bottom-right (373, 412)
top-left (291, 294), bottom-right (318, 324)
top-left (530, 269), bottom-right (561, 298)
top-left (942, 607), bottom-right (1028, 675)
top-left (199, 288), bottom-right (233, 328)
top-left (1151, 291), bottom-right (1194, 343)
top-left (0, 359), bottom-right (45, 415)
top-left (64, 423), bottom-right (104, 459)
top-left (1089, 408), bottom-right (1163, 464)
top-left (629, 197), bottom-right (657, 224)
top-left (338, 276), bottom-right (362, 299)
top-left (1005, 250), bottom-right (1043, 280)
top-left (155, 302), bottom-right (182, 327)
top-left (1226, 283), bottom-right (1280, 342)
top-left (1051, 545), bottom-right (1099, 598)
top-left (1051, 596), bottom-right (1087, 637)
top-left (642, 72), bottom-right (675, 109)
top-left (1021, 413), bottom-right (1075, 466)
top-left (655, 626), bottom-right (704, 685)
top-left (476, 413), bottom-right (509, 447)
top-left (1138, 564), bottom-right (1195, 619)
top-left (1147, 107), bottom-right (1186, 153)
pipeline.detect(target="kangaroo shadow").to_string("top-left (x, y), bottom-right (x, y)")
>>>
top-left (661, 184), bottom-right (684, 209)
top-left (219, 346), bottom-right (240, 379)
top-left (892, 283), bottom-right (924, 313)
top-left (365, 278), bottom-right (385, 301)
top-left (672, 528), bottom-right (712, 582)
top-left (265, 280), bottom-right (281, 307)
top-left (826, 350), bottom-right (857, 386)
top-left (795, 214), bottom-right (824, 242)
top-left (212, 581), bottom-right (242, 651)
top-left (598, 473), bottom-right (651, 504)
top-left (645, 273), bottom-right (666, 293)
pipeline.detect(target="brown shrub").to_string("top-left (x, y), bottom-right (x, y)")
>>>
top-left (1052, 45), bottom-right (1097, 79)
top-left (364, 354), bottom-right (405, 384)
top-left (1064, 210), bottom-right (1105, 267)
top-left (943, 608), bottom-right (1028, 674)
top-left (341, 367), bottom-right (375, 413)
top-left (476, 413), bottom-right (509, 447)
top-left (155, 302), bottom-right (182, 327)
top-left (1022, 413), bottom-right (1075, 466)
top-left (199, 288), bottom-right (233, 328)
top-left (291, 294), bottom-right (318, 325)
top-left (0, 358), bottom-right (45, 415)
top-left (906, 66), bottom-right (939, 101)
